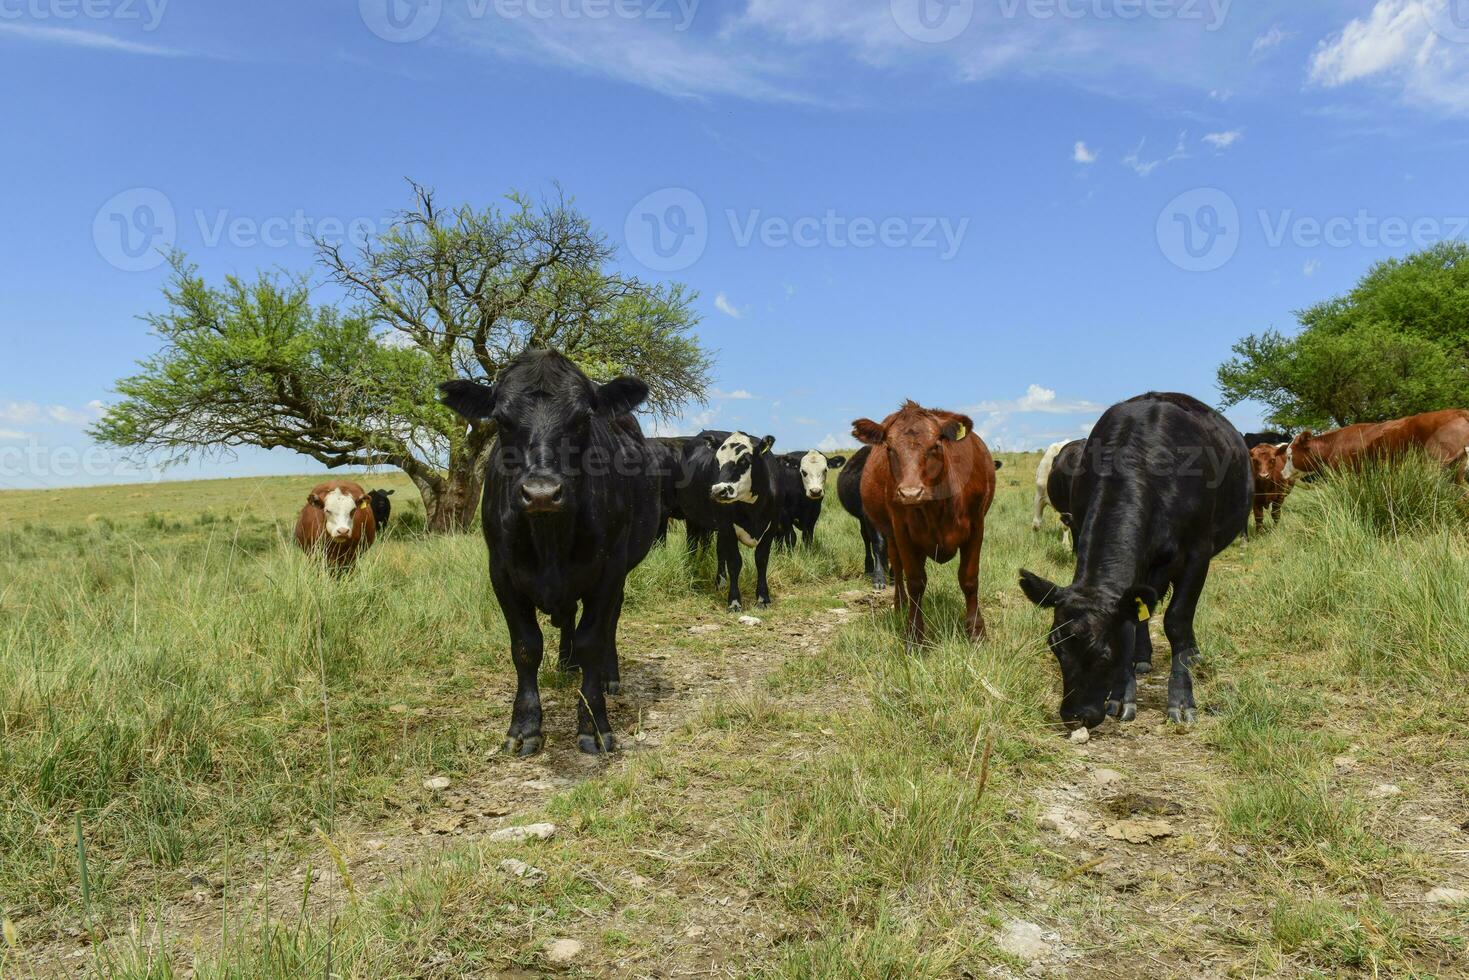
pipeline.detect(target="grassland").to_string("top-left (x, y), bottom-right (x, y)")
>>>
top-left (1, 457), bottom-right (1467, 978)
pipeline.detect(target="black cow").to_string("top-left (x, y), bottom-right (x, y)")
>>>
top-left (439, 350), bottom-right (661, 755)
top-left (674, 430), bottom-right (780, 611)
top-left (366, 489), bottom-right (394, 530)
top-left (1244, 431), bottom-right (1292, 450)
top-left (837, 445), bottom-right (889, 590)
top-left (772, 450), bottom-right (846, 549)
top-left (1019, 392), bottom-right (1249, 731)
top-left (646, 436), bottom-right (686, 544)
top-left (1045, 440), bottom-right (1086, 550)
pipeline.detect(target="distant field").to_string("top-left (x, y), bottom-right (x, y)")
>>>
top-left (0, 471), bottom-right (419, 527)
top-left (2, 454), bottom-right (1467, 978)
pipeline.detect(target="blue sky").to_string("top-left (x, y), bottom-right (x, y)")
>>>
top-left (4, 0), bottom-right (1469, 487)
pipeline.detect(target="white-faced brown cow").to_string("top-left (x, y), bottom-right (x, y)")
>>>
top-left (295, 480), bottom-right (378, 572)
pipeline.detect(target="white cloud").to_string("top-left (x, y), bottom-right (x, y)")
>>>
top-left (1309, 1), bottom-right (1469, 114)
top-left (714, 293), bottom-right (744, 319)
top-left (712, 388), bottom-right (756, 400)
top-left (1250, 24), bottom-right (1293, 58)
top-left (1210, 88), bottom-right (1234, 102)
top-left (1304, 258), bottom-right (1321, 276)
top-left (0, 22), bottom-right (184, 57)
top-left (1203, 129), bottom-right (1243, 149)
top-left (1, 402), bottom-right (40, 424)
top-left (0, 428), bottom-right (29, 441)
top-left (817, 433), bottom-right (847, 453)
top-left (1073, 141), bottom-right (1098, 164)
top-left (1121, 132), bottom-right (1189, 177)
top-left (47, 404), bottom-right (103, 426)
top-left (968, 385), bottom-right (1104, 416)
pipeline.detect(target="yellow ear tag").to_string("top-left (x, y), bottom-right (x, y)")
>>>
top-left (360, 499), bottom-right (369, 510)
top-left (954, 424), bottom-right (967, 440)
top-left (1136, 598), bottom-right (1150, 622)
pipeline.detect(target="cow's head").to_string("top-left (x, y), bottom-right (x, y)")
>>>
top-left (439, 350), bottom-right (648, 517)
top-left (1282, 431), bottom-right (1318, 481)
top-left (797, 450), bottom-right (844, 500)
top-left (852, 401), bottom-right (973, 506)
top-left (1019, 570), bottom-right (1156, 731)
top-left (309, 486), bottom-right (369, 541)
top-left (1250, 444), bottom-right (1286, 486)
top-left (709, 432), bottom-right (775, 504)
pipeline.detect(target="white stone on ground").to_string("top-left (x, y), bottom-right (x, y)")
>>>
top-left (997, 919), bottom-right (1055, 962)
top-left (422, 776), bottom-right (451, 791)
top-left (489, 822), bottom-right (557, 843)
top-left (1426, 887), bottom-right (1468, 905)
top-left (1068, 727), bottom-right (1090, 745)
top-left (544, 938), bottom-right (583, 964)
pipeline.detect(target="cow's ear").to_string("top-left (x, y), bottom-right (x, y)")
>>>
top-left (826, 455), bottom-right (846, 468)
top-left (439, 380), bottom-right (497, 421)
top-left (758, 435), bottom-right (776, 454)
top-left (703, 434), bottom-right (720, 451)
top-left (941, 414), bottom-right (975, 441)
top-left (994, 460), bottom-right (1003, 470)
top-left (852, 419), bottom-right (884, 446)
top-left (384, 489), bottom-right (395, 497)
top-left (1120, 586), bottom-right (1159, 623)
top-left (594, 376), bottom-right (649, 417)
top-left (307, 493), bottom-right (322, 507)
top-left (1019, 570), bottom-right (1063, 609)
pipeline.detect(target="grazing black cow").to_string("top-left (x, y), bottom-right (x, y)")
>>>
top-left (772, 450), bottom-right (846, 549)
top-left (674, 430), bottom-right (780, 611)
top-left (1045, 440), bottom-right (1086, 550)
top-left (1244, 431), bottom-right (1292, 450)
top-left (837, 445), bottom-right (889, 590)
top-left (1019, 392), bottom-right (1249, 731)
top-left (366, 489), bottom-right (394, 530)
top-left (438, 349), bottom-right (661, 755)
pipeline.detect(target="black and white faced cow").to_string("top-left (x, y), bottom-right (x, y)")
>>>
top-left (1019, 393), bottom-right (1249, 732)
top-left (439, 349), bottom-right (661, 755)
top-left (774, 450), bottom-right (846, 548)
top-left (675, 430), bottom-right (779, 611)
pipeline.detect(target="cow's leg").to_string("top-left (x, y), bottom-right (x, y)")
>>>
top-left (1163, 553), bottom-right (1210, 724)
top-left (888, 534), bottom-right (907, 615)
top-left (720, 527), bottom-right (745, 612)
top-left (958, 528), bottom-right (986, 642)
top-left (1107, 622), bottom-right (1141, 721)
top-left (859, 522), bottom-right (875, 575)
top-left (1271, 497), bottom-right (1283, 524)
top-left (895, 537), bottom-right (928, 649)
top-left (602, 590), bottom-right (625, 696)
top-left (499, 590), bottom-right (546, 756)
top-left (802, 521), bottom-right (816, 548)
top-left (753, 532), bottom-right (774, 608)
top-left (1031, 487), bottom-right (1047, 531)
top-left (871, 528), bottom-right (889, 591)
top-left (557, 629), bottom-right (574, 671)
top-left (573, 583), bottom-right (622, 754)
top-left (1253, 500), bottom-right (1264, 530)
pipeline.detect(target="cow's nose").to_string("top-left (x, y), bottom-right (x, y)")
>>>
top-left (711, 484), bottom-right (735, 502)
top-left (520, 476), bottom-right (564, 514)
top-left (807, 489), bottom-right (824, 500)
top-left (896, 486), bottom-right (924, 503)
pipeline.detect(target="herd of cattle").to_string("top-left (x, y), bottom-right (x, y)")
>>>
top-left (292, 350), bottom-right (1469, 753)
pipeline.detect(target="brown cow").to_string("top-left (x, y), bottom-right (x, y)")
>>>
top-left (852, 401), bottom-right (998, 647)
top-left (1249, 442), bottom-right (1292, 529)
top-left (1285, 409), bottom-right (1469, 481)
top-left (294, 480), bottom-right (377, 571)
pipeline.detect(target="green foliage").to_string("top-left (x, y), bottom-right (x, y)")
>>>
top-left (1219, 241), bottom-right (1469, 427)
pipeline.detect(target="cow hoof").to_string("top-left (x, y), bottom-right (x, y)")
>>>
top-left (502, 735), bottom-right (543, 757)
top-left (604, 680), bottom-right (622, 696)
top-left (1134, 661), bottom-right (1153, 675)
top-left (1120, 702), bottom-right (1137, 722)
top-left (728, 600), bottom-right (742, 613)
top-left (1167, 707), bottom-right (1198, 725)
top-left (577, 733), bottom-right (619, 754)
top-left (756, 598), bottom-right (772, 609)
top-left (1105, 699), bottom-right (1121, 718)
